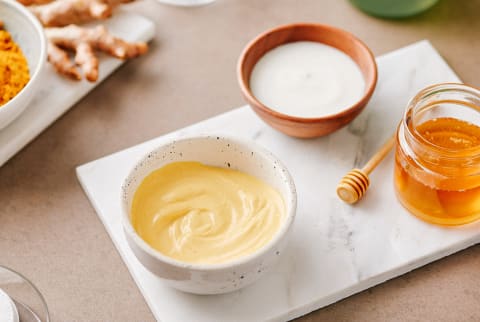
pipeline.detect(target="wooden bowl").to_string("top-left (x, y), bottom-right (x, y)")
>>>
top-left (237, 23), bottom-right (377, 138)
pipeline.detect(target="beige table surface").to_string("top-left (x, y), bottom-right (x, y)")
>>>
top-left (1, 0), bottom-right (480, 321)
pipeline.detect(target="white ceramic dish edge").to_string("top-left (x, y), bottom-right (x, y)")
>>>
top-left (0, 0), bottom-right (47, 130)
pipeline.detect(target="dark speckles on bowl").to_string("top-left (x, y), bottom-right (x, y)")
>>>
top-left (120, 135), bottom-right (297, 294)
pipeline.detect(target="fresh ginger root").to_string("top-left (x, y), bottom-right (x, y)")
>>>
top-left (29, 0), bottom-right (134, 27)
top-left (17, 0), bottom-right (53, 6)
top-left (17, 0), bottom-right (149, 82)
top-left (46, 24), bottom-right (148, 82)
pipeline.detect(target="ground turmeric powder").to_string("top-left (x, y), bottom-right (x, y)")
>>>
top-left (0, 28), bottom-right (30, 107)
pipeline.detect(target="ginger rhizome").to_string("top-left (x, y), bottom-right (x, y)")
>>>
top-left (16, 0), bottom-right (148, 82)
top-left (29, 0), bottom-right (134, 27)
top-left (46, 24), bottom-right (147, 82)
top-left (17, 0), bottom-right (53, 6)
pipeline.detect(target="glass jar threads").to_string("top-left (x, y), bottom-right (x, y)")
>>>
top-left (395, 83), bottom-right (480, 225)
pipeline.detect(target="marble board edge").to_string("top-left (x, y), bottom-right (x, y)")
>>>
top-left (282, 235), bottom-right (480, 322)
top-left (76, 40), bottom-right (479, 322)
top-left (75, 170), bottom-right (162, 320)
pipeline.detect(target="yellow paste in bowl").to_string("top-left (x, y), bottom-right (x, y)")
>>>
top-left (130, 161), bottom-right (286, 264)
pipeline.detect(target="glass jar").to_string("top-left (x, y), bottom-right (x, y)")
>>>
top-left (395, 83), bottom-right (480, 226)
top-left (0, 265), bottom-right (50, 321)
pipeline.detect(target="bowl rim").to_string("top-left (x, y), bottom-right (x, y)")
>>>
top-left (121, 134), bottom-right (297, 271)
top-left (237, 22), bottom-right (378, 122)
top-left (0, 0), bottom-right (47, 111)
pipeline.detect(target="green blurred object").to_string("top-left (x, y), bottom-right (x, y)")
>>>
top-left (350, 0), bottom-right (439, 18)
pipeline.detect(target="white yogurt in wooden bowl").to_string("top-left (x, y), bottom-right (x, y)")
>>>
top-left (238, 23), bottom-right (377, 138)
top-left (250, 41), bottom-right (365, 118)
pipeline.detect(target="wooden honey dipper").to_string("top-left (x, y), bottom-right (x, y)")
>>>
top-left (336, 135), bottom-right (396, 204)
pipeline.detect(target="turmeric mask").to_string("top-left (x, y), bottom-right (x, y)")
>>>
top-left (130, 162), bottom-right (286, 264)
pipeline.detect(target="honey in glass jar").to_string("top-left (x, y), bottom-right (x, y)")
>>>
top-left (394, 83), bottom-right (480, 226)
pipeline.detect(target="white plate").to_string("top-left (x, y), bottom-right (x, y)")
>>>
top-left (0, 288), bottom-right (19, 322)
top-left (0, 11), bottom-right (155, 167)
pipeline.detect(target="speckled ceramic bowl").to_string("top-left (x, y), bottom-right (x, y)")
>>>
top-left (121, 135), bottom-right (297, 294)
top-left (0, 0), bottom-right (47, 130)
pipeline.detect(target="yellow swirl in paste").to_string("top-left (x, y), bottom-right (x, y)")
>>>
top-left (130, 162), bottom-right (286, 264)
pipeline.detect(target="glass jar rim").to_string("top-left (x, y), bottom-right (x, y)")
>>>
top-left (403, 82), bottom-right (480, 159)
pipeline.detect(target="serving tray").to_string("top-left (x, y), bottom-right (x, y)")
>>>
top-left (0, 11), bottom-right (155, 167)
top-left (77, 41), bottom-right (480, 322)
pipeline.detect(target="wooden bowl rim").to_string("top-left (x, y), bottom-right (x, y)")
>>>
top-left (237, 22), bottom-right (378, 124)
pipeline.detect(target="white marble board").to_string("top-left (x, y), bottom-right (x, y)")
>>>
top-left (0, 12), bottom-right (155, 167)
top-left (77, 41), bottom-right (480, 322)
